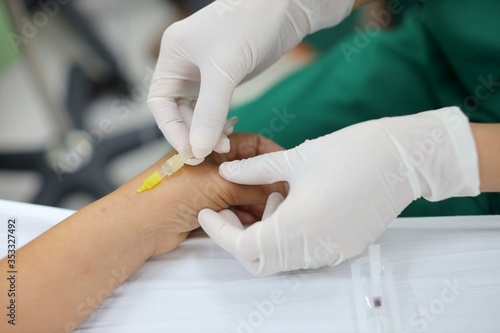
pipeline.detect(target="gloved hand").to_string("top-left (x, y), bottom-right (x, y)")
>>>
top-left (148, 0), bottom-right (354, 163)
top-left (198, 107), bottom-right (480, 276)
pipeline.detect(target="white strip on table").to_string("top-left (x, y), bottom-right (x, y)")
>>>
top-left (1, 199), bottom-right (499, 332)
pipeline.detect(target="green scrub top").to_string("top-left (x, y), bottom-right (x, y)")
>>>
top-left (229, 0), bottom-right (500, 217)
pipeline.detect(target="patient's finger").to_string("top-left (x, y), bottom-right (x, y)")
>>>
top-left (218, 209), bottom-right (244, 229)
top-left (231, 204), bottom-right (265, 224)
top-left (232, 208), bottom-right (259, 224)
top-left (214, 132), bottom-right (284, 164)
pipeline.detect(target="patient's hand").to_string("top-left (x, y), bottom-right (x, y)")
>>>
top-left (0, 132), bottom-right (284, 332)
top-left (117, 132), bottom-right (285, 256)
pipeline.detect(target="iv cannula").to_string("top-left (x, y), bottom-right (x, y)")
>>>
top-left (137, 117), bottom-right (238, 193)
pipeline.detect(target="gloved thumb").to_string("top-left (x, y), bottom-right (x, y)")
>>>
top-left (262, 192), bottom-right (285, 220)
top-left (190, 67), bottom-right (236, 159)
top-left (198, 208), bottom-right (258, 262)
top-left (219, 150), bottom-right (292, 185)
top-left (199, 193), bottom-right (287, 276)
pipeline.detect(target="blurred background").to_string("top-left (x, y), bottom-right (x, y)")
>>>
top-left (0, 0), bottom-right (400, 210)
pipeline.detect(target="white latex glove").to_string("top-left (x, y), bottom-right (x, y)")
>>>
top-left (148, 0), bottom-right (354, 163)
top-left (199, 107), bottom-right (480, 276)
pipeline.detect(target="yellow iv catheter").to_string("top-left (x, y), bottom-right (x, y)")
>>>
top-left (137, 117), bottom-right (238, 193)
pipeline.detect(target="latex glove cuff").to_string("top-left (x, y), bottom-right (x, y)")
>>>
top-left (290, 0), bottom-right (355, 34)
top-left (377, 106), bottom-right (480, 202)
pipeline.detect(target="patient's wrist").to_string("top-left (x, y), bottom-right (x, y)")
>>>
top-left (90, 190), bottom-right (160, 259)
top-left (108, 150), bottom-right (198, 256)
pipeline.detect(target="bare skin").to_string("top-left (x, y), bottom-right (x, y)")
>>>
top-left (0, 133), bottom-right (285, 333)
top-left (470, 123), bottom-right (500, 192)
top-left (354, 0), bottom-right (376, 9)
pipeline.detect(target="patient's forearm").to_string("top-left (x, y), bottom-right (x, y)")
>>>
top-left (8, 195), bottom-right (155, 332)
top-left (0, 157), bottom-right (171, 332)
top-left (471, 123), bottom-right (500, 192)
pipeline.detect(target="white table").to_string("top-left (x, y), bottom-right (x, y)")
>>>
top-left (1, 199), bottom-right (499, 332)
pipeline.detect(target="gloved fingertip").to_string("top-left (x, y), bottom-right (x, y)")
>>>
top-left (218, 209), bottom-right (244, 229)
top-left (223, 125), bottom-right (234, 136)
top-left (191, 146), bottom-right (212, 160)
top-left (213, 136), bottom-right (230, 154)
top-left (190, 126), bottom-right (217, 159)
top-left (219, 161), bottom-right (240, 180)
top-left (269, 192), bottom-right (285, 201)
top-left (198, 208), bottom-right (215, 222)
top-left (183, 157), bottom-right (204, 166)
top-left (284, 182), bottom-right (290, 194)
top-left (262, 192), bottom-right (285, 220)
